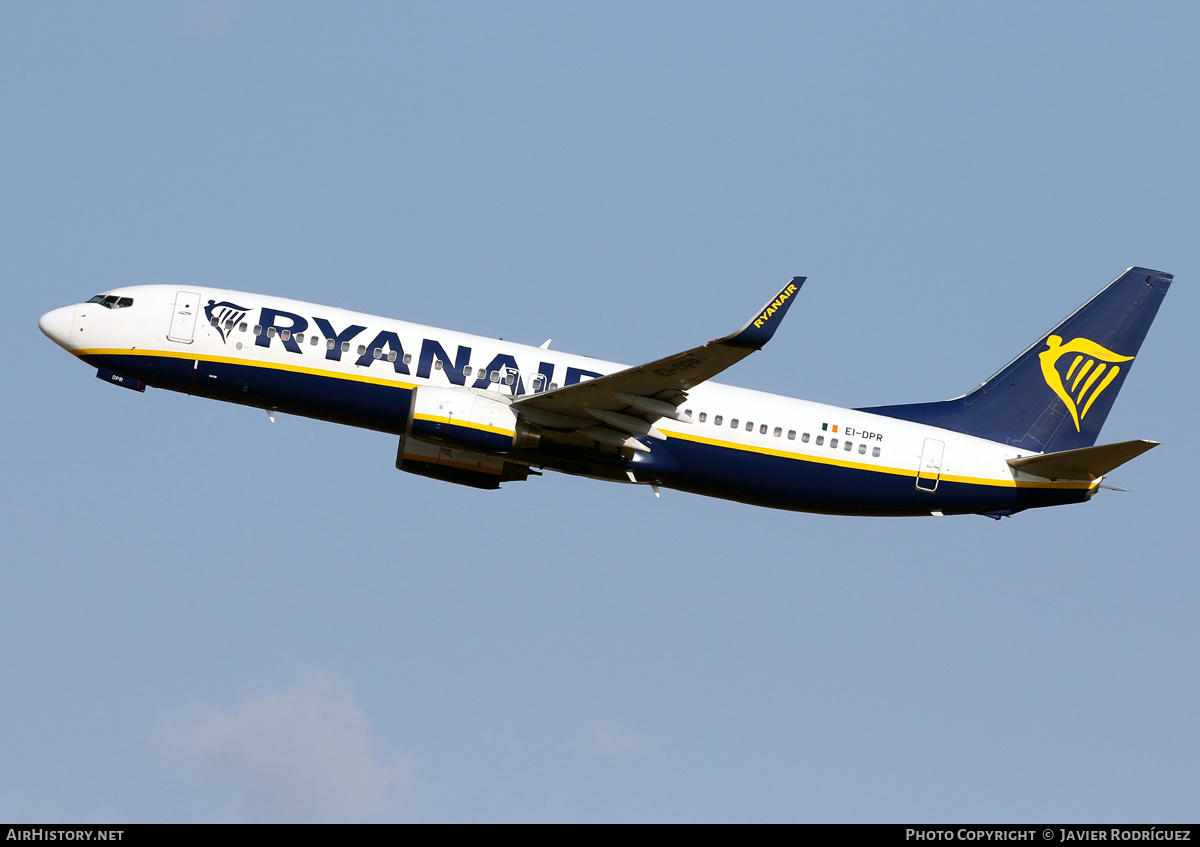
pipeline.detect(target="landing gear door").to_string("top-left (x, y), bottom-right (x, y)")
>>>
top-left (916, 438), bottom-right (944, 492)
top-left (167, 291), bottom-right (202, 344)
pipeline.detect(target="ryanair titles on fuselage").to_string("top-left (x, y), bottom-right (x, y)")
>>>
top-left (220, 301), bottom-right (602, 395)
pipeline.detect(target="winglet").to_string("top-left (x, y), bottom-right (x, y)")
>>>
top-left (722, 277), bottom-right (806, 349)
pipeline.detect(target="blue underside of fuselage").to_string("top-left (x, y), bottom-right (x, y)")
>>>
top-left (83, 352), bottom-right (1091, 516)
top-left (87, 352), bottom-right (414, 434)
top-left (632, 437), bottom-right (1085, 515)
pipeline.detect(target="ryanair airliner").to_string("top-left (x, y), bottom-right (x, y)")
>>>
top-left (38, 267), bottom-right (1172, 518)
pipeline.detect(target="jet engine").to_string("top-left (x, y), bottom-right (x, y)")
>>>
top-left (406, 386), bottom-right (541, 454)
top-left (397, 387), bottom-right (540, 488)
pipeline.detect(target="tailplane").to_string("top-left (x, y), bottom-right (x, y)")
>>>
top-left (859, 267), bottom-right (1173, 453)
top-left (1007, 439), bottom-right (1159, 481)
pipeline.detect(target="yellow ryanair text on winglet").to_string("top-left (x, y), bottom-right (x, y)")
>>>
top-left (1039, 335), bottom-right (1133, 431)
top-left (752, 282), bottom-right (799, 329)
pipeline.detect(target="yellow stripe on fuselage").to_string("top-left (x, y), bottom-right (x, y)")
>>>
top-left (74, 347), bottom-right (419, 392)
top-left (76, 348), bottom-right (1094, 492)
top-left (657, 428), bottom-right (1094, 491)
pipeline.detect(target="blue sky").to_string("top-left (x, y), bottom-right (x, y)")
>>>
top-left (3, 1), bottom-right (1197, 822)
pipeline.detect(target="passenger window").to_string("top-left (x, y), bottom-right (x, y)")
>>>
top-left (872, 446), bottom-right (881, 458)
top-left (714, 415), bottom-right (723, 426)
top-left (698, 412), bottom-right (707, 423)
top-left (858, 443), bottom-right (867, 454)
top-left (267, 327), bottom-right (277, 338)
top-left (816, 435), bottom-right (824, 446)
top-left (532, 375), bottom-right (545, 391)
top-left (760, 424), bottom-right (768, 435)
top-left (326, 339), bottom-right (335, 350)
top-left (830, 438), bottom-right (838, 449)
top-left (490, 370), bottom-right (500, 383)
top-left (789, 430), bottom-right (797, 440)
top-left (685, 409), bottom-right (692, 418)
top-left (731, 419), bottom-right (739, 428)
top-left (463, 366), bottom-right (473, 376)
top-left (295, 332), bottom-right (304, 343)
top-left (403, 353), bottom-right (412, 365)
top-left (311, 335), bottom-right (319, 346)
top-left (341, 341), bottom-right (350, 353)
top-left (253, 325), bottom-right (262, 336)
top-left (434, 360), bottom-right (443, 371)
top-left (844, 441), bottom-right (852, 451)
top-left (210, 317), bottom-right (219, 327)
top-left (549, 383), bottom-right (558, 390)
top-left (357, 345), bottom-right (366, 355)
top-left (387, 351), bottom-right (398, 362)
top-left (504, 372), bottom-right (515, 385)
top-left (280, 330), bottom-right (291, 341)
top-left (745, 421), bottom-right (753, 432)
top-left (801, 432), bottom-right (809, 443)
top-left (372, 347), bottom-right (382, 359)
top-left (239, 322), bottom-right (247, 332)
top-left (773, 427), bottom-right (782, 437)
top-left (225, 320), bottom-right (235, 332)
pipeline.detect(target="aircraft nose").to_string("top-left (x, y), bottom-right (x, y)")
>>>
top-left (39, 305), bottom-right (76, 349)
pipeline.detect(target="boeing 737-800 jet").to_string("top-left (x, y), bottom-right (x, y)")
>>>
top-left (39, 267), bottom-right (1172, 517)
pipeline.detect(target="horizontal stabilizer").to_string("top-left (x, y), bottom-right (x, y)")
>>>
top-left (1007, 439), bottom-right (1159, 481)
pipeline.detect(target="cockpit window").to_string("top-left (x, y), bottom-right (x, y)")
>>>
top-left (86, 294), bottom-right (134, 309)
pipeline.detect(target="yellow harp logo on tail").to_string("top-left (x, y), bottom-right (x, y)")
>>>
top-left (1038, 335), bottom-right (1134, 431)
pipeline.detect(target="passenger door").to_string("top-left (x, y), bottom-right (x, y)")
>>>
top-left (167, 291), bottom-right (202, 344)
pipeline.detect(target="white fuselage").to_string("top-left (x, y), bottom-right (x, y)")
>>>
top-left (39, 284), bottom-right (1096, 516)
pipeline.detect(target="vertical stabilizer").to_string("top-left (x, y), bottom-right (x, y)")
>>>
top-left (859, 267), bottom-right (1173, 453)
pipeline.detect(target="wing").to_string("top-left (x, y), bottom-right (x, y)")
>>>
top-left (513, 277), bottom-right (805, 451)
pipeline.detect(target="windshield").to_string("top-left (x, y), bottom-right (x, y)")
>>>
top-left (86, 295), bottom-right (134, 309)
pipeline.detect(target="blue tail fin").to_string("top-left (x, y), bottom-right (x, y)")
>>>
top-left (859, 267), bottom-right (1173, 453)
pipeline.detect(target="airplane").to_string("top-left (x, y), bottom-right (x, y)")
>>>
top-left (38, 266), bottom-right (1172, 518)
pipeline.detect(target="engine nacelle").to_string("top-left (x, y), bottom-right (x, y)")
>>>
top-left (407, 386), bottom-right (540, 453)
top-left (395, 436), bottom-right (530, 490)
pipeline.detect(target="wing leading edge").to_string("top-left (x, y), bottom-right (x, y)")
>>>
top-left (513, 277), bottom-right (805, 451)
